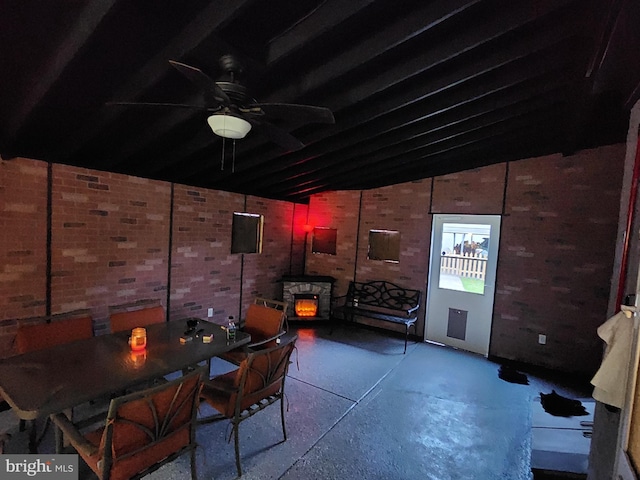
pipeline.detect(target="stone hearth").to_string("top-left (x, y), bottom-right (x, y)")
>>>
top-left (280, 275), bottom-right (335, 321)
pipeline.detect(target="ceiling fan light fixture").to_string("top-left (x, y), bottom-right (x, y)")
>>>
top-left (207, 114), bottom-right (251, 139)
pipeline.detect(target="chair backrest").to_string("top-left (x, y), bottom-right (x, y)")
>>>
top-left (109, 305), bottom-right (165, 333)
top-left (253, 297), bottom-right (287, 312)
top-left (243, 303), bottom-right (286, 340)
top-left (100, 367), bottom-right (204, 480)
top-left (15, 314), bottom-right (93, 354)
top-left (227, 335), bottom-right (297, 417)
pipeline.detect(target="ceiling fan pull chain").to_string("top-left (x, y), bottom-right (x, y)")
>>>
top-left (221, 135), bottom-right (226, 171)
top-left (232, 139), bottom-right (236, 173)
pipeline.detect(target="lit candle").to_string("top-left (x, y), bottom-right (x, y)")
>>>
top-left (129, 350), bottom-right (147, 368)
top-left (129, 327), bottom-right (147, 351)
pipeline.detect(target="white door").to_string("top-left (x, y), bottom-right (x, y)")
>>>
top-left (424, 214), bottom-right (501, 356)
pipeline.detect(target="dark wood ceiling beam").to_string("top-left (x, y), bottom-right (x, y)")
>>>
top-left (269, 88), bottom-right (567, 195)
top-left (263, 0), bottom-right (484, 103)
top-left (111, 0), bottom-right (571, 178)
top-left (251, 67), bottom-right (571, 192)
top-left (127, 126), bottom-right (216, 177)
top-left (280, 128), bottom-right (557, 201)
top-left (96, 107), bottom-right (202, 170)
top-left (266, 0), bottom-right (377, 65)
top-left (214, 42), bottom-right (575, 191)
top-left (263, 0), bottom-right (574, 106)
top-left (562, 0), bottom-right (626, 154)
top-left (5, 0), bottom-right (118, 141)
top-left (52, 0), bottom-right (253, 164)
top-left (373, 129), bottom-right (561, 190)
top-left (159, 0), bottom-right (490, 178)
top-left (271, 99), bottom-right (563, 196)
top-left (295, 112), bottom-right (560, 196)
top-left (184, 3), bottom-right (580, 184)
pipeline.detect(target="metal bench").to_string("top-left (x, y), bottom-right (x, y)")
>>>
top-left (332, 280), bottom-right (421, 353)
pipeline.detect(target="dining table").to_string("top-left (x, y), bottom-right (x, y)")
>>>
top-left (0, 318), bottom-right (250, 452)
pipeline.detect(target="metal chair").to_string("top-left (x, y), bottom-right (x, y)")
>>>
top-left (219, 298), bottom-right (288, 365)
top-left (199, 335), bottom-right (297, 476)
top-left (14, 313), bottom-right (94, 452)
top-left (109, 304), bottom-right (165, 333)
top-left (50, 367), bottom-right (204, 480)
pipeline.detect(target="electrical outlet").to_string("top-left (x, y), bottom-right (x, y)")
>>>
top-left (207, 308), bottom-right (214, 318)
top-left (538, 334), bottom-right (546, 345)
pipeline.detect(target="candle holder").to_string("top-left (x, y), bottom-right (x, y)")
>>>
top-left (129, 327), bottom-right (147, 351)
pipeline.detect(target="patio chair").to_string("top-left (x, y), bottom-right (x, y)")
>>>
top-left (218, 298), bottom-right (288, 366)
top-left (14, 313), bottom-right (94, 450)
top-left (50, 367), bottom-right (204, 480)
top-left (109, 304), bottom-right (165, 333)
top-left (15, 314), bottom-right (93, 355)
top-left (199, 335), bottom-right (298, 476)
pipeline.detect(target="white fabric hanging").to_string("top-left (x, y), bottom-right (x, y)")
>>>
top-left (591, 310), bottom-right (634, 409)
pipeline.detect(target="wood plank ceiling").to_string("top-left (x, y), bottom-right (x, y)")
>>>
top-left (1, 0), bottom-right (639, 203)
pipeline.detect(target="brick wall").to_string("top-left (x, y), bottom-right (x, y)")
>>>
top-left (170, 185), bottom-right (243, 323)
top-left (51, 165), bottom-right (172, 333)
top-left (0, 159), bottom-right (302, 354)
top-left (494, 147), bottom-right (624, 373)
top-left (306, 144), bottom-right (625, 375)
top-left (0, 158), bottom-right (48, 354)
top-left (356, 182), bottom-right (432, 333)
top-left (306, 190), bottom-right (362, 293)
top-left (432, 163), bottom-right (506, 214)
top-left (241, 196), bottom-right (297, 316)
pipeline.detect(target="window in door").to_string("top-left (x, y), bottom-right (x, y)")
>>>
top-left (438, 222), bottom-right (491, 295)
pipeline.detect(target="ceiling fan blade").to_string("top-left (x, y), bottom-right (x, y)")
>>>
top-left (106, 101), bottom-right (214, 112)
top-left (168, 60), bottom-right (230, 107)
top-left (249, 103), bottom-right (335, 124)
top-left (247, 117), bottom-right (305, 151)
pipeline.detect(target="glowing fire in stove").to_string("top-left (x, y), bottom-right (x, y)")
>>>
top-left (295, 298), bottom-right (318, 317)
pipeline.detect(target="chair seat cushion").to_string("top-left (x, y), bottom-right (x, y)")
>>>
top-left (80, 426), bottom-right (190, 480)
top-left (201, 371), bottom-right (237, 417)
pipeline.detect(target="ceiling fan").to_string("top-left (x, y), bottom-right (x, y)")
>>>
top-left (109, 55), bottom-right (335, 153)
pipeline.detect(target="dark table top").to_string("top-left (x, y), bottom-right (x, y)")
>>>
top-left (0, 319), bottom-right (249, 420)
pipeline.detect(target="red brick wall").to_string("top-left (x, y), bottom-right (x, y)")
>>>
top-left (432, 163), bottom-right (506, 213)
top-left (356, 182), bottom-right (432, 333)
top-left (0, 158), bottom-right (48, 353)
top-left (0, 159), bottom-right (302, 354)
top-left (50, 165), bottom-right (172, 333)
top-left (494, 146), bottom-right (624, 373)
top-left (306, 190), bottom-right (362, 293)
top-left (241, 196), bottom-right (297, 316)
top-left (170, 186), bottom-right (243, 323)
top-left (307, 144), bottom-right (625, 375)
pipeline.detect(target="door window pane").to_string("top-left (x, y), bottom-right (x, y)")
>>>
top-left (438, 222), bottom-right (490, 295)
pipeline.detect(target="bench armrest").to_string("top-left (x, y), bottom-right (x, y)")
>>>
top-left (407, 304), bottom-right (420, 315)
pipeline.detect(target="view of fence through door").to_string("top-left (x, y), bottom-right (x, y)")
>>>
top-left (425, 215), bottom-right (501, 356)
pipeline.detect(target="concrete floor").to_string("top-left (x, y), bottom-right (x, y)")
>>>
top-left (1, 323), bottom-right (591, 480)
